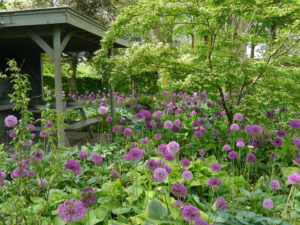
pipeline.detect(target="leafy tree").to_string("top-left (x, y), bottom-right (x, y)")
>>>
top-left (98, 0), bottom-right (300, 125)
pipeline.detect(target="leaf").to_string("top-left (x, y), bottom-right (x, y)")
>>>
top-left (112, 207), bottom-right (131, 215)
top-left (93, 206), bottom-right (109, 221)
top-left (148, 199), bottom-right (167, 221)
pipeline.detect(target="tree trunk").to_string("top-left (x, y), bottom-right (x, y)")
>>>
top-left (250, 42), bottom-right (256, 59)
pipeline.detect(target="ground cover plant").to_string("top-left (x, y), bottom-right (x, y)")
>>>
top-left (0, 61), bottom-right (299, 225)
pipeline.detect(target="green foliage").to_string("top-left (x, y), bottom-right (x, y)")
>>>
top-left (43, 75), bottom-right (108, 95)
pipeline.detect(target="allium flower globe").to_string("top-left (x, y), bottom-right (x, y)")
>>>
top-left (127, 147), bottom-right (145, 161)
top-left (234, 113), bottom-right (244, 121)
top-left (64, 160), bottom-right (82, 175)
top-left (171, 183), bottom-right (187, 198)
top-left (288, 174), bottom-right (300, 185)
top-left (91, 153), bottom-right (103, 164)
top-left (228, 151), bottom-right (238, 160)
top-left (173, 200), bottom-right (185, 209)
top-left (78, 151), bottom-right (88, 159)
top-left (152, 168), bottom-right (167, 182)
top-left (164, 120), bottom-right (173, 130)
top-left (110, 170), bottom-right (120, 179)
top-left (206, 177), bottom-right (221, 187)
top-left (262, 198), bottom-right (273, 209)
top-left (246, 153), bottom-right (256, 162)
top-left (81, 187), bottom-right (97, 208)
top-left (123, 128), bottom-right (133, 135)
top-left (181, 205), bottom-right (201, 223)
top-left (215, 197), bottom-right (227, 211)
top-left (209, 162), bottom-right (221, 172)
top-left (269, 180), bottom-right (280, 190)
top-left (181, 158), bottom-right (191, 167)
top-left (58, 199), bottom-right (85, 223)
top-left (289, 120), bottom-right (300, 129)
top-left (164, 152), bottom-right (175, 161)
top-left (146, 159), bottom-right (158, 171)
top-left (4, 115), bottom-right (18, 127)
top-left (167, 141), bottom-right (180, 154)
top-left (222, 144), bottom-right (231, 151)
top-left (230, 123), bottom-right (239, 131)
top-left (182, 171), bottom-right (193, 181)
top-left (98, 106), bottom-right (108, 115)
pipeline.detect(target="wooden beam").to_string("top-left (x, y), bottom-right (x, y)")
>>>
top-left (26, 29), bottom-right (54, 59)
top-left (53, 25), bottom-right (65, 146)
top-left (60, 32), bottom-right (72, 54)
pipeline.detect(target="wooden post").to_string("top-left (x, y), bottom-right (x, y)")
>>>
top-left (53, 25), bottom-right (65, 146)
top-left (109, 48), bottom-right (115, 123)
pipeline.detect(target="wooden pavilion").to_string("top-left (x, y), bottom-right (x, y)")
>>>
top-left (0, 7), bottom-right (128, 145)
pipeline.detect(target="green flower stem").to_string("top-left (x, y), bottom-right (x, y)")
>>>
top-left (283, 185), bottom-right (295, 220)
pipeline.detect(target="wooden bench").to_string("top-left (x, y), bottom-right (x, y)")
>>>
top-left (32, 105), bottom-right (99, 146)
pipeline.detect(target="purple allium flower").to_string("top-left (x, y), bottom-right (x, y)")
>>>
top-left (199, 92), bottom-right (207, 101)
top-left (276, 130), bottom-right (286, 137)
top-left (246, 153), bottom-right (256, 162)
top-left (152, 168), bottom-right (167, 182)
top-left (167, 141), bottom-right (180, 154)
top-left (269, 180), bottom-right (280, 190)
top-left (32, 150), bottom-right (45, 162)
top-left (11, 151), bottom-right (22, 162)
top-left (9, 131), bottom-right (17, 138)
top-left (158, 144), bottom-right (168, 155)
top-left (45, 122), bottom-right (52, 128)
top-left (112, 125), bottom-right (122, 134)
top-left (289, 120), bottom-right (300, 129)
top-left (250, 125), bottom-right (262, 135)
top-left (38, 179), bottom-right (48, 187)
top-left (228, 151), bottom-right (238, 160)
top-left (26, 140), bottom-right (33, 146)
top-left (195, 131), bottom-right (202, 138)
top-left (182, 205), bottom-right (201, 223)
top-left (157, 160), bottom-right (166, 168)
top-left (210, 162), bottom-right (221, 172)
top-left (78, 151), bottom-right (88, 159)
top-left (222, 144), bottom-right (231, 151)
top-left (91, 153), bottom-right (103, 164)
top-left (199, 149), bottom-right (206, 156)
top-left (4, 115), bottom-right (18, 127)
top-left (11, 166), bottom-right (27, 179)
top-left (123, 128), bottom-right (133, 135)
top-left (146, 159), bottom-right (158, 171)
top-left (0, 171), bottom-right (6, 186)
top-left (206, 177), bottom-right (221, 187)
top-left (106, 116), bottom-right (112, 122)
top-left (173, 200), bottom-right (185, 209)
top-left (81, 187), bottom-right (97, 208)
top-left (110, 170), bottom-right (120, 179)
top-left (216, 197), bottom-right (227, 211)
top-left (288, 174), bottom-right (300, 185)
top-left (230, 123), bottom-right (239, 131)
top-left (27, 170), bottom-right (36, 177)
top-left (119, 118), bottom-right (126, 123)
top-left (234, 113), bottom-right (244, 121)
top-left (164, 165), bottom-right (172, 174)
top-left (154, 133), bottom-right (162, 140)
top-left (236, 141), bottom-right (245, 148)
top-left (194, 219), bottom-right (208, 225)
top-left (212, 129), bottom-right (219, 135)
top-left (162, 90), bottom-right (168, 96)
top-left (65, 160), bottom-right (82, 175)
top-left (58, 199), bottom-right (85, 223)
top-left (174, 119), bottom-right (182, 127)
top-left (262, 198), bottom-right (273, 209)
top-left (164, 120), bottom-right (173, 130)
top-left (292, 138), bottom-right (300, 147)
top-left (28, 124), bottom-right (36, 131)
top-left (272, 137), bottom-right (283, 146)
top-left (294, 156), bottom-right (300, 166)
top-left (140, 137), bottom-right (149, 145)
top-left (127, 147), bottom-right (145, 161)
top-left (40, 130), bottom-right (50, 138)
top-left (181, 158), bottom-right (190, 167)
top-left (171, 183), bottom-right (187, 198)
top-left (98, 106), bottom-right (108, 115)
top-left (155, 111), bottom-right (163, 118)
top-left (182, 171), bottom-right (193, 181)
top-left (164, 152), bottom-right (175, 161)
top-left (214, 111), bottom-right (223, 118)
